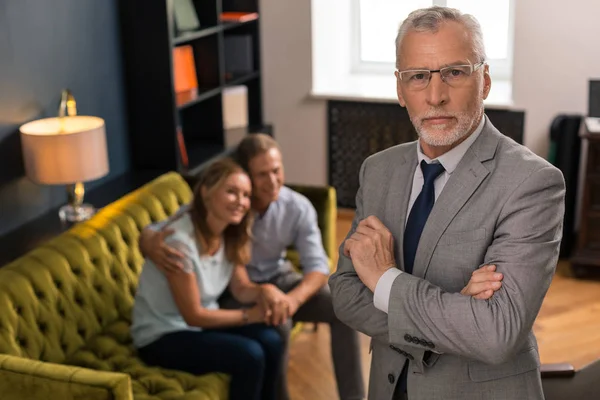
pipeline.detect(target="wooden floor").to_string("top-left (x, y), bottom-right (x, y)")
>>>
top-left (287, 209), bottom-right (600, 400)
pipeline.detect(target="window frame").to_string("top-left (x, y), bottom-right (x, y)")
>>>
top-left (350, 0), bottom-right (515, 81)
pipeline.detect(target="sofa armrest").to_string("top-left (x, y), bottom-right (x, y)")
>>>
top-left (0, 354), bottom-right (132, 400)
top-left (541, 362), bottom-right (576, 378)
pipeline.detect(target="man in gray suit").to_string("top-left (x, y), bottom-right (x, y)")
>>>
top-left (329, 6), bottom-right (565, 400)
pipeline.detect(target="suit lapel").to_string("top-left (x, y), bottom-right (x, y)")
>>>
top-left (412, 121), bottom-right (500, 278)
top-left (385, 145), bottom-right (417, 272)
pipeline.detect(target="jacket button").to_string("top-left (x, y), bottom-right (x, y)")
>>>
top-left (428, 341), bottom-right (435, 349)
top-left (404, 334), bottom-right (412, 342)
top-left (407, 353), bottom-right (415, 361)
top-left (419, 339), bottom-right (428, 347)
top-left (388, 373), bottom-right (395, 384)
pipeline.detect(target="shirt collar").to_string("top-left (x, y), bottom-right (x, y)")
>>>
top-left (252, 186), bottom-right (287, 220)
top-left (417, 114), bottom-right (485, 173)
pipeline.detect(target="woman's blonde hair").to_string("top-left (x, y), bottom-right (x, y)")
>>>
top-left (190, 157), bottom-right (253, 265)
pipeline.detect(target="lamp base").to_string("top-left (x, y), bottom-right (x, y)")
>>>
top-left (58, 203), bottom-right (96, 222)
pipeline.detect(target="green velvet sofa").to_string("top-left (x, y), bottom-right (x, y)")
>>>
top-left (0, 171), bottom-right (337, 400)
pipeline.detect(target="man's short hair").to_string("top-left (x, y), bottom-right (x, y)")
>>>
top-left (235, 133), bottom-right (280, 173)
top-left (395, 6), bottom-right (486, 69)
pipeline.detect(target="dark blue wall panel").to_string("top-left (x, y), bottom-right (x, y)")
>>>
top-left (0, 0), bottom-right (130, 235)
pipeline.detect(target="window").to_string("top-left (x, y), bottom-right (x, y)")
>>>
top-left (354, 0), bottom-right (514, 80)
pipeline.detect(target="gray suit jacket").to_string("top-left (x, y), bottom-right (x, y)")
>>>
top-left (329, 117), bottom-right (565, 400)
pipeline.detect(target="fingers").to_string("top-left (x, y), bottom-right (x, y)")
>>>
top-left (472, 264), bottom-right (496, 275)
top-left (263, 295), bottom-right (287, 326)
top-left (160, 228), bottom-right (175, 239)
top-left (343, 233), bottom-right (372, 258)
top-left (463, 280), bottom-right (502, 297)
top-left (155, 238), bottom-right (186, 273)
top-left (468, 271), bottom-right (503, 284)
top-left (357, 219), bottom-right (393, 249)
top-left (277, 305), bottom-right (289, 325)
top-left (259, 298), bottom-right (272, 324)
top-left (346, 226), bottom-right (379, 254)
top-left (156, 257), bottom-right (185, 274)
top-left (264, 309), bottom-right (272, 324)
top-left (355, 224), bottom-right (374, 236)
top-left (360, 215), bottom-right (386, 230)
top-left (357, 219), bottom-right (390, 239)
top-left (473, 289), bottom-right (494, 300)
top-left (466, 281), bottom-right (502, 296)
top-left (461, 264), bottom-right (503, 298)
top-left (164, 245), bottom-right (185, 260)
top-left (343, 237), bottom-right (355, 257)
top-left (166, 259), bottom-right (185, 272)
top-left (269, 303), bottom-right (288, 326)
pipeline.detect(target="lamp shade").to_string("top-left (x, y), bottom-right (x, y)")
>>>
top-left (20, 116), bottom-right (109, 185)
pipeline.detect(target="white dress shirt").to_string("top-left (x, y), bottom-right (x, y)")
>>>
top-left (373, 116), bottom-right (486, 313)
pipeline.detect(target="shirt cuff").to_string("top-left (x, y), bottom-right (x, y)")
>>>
top-left (373, 268), bottom-right (403, 313)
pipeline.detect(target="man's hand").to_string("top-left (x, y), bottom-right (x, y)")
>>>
top-left (461, 265), bottom-right (503, 299)
top-left (284, 294), bottom-right (301, 318)
top-left (259, 284), bottom-right (290, 326)
top-left (343, 215), bottom-right (396, 292)
top-left (246, 301), bottom-right (272, 324)
top-left (142, 228), bottom-right (186, 273)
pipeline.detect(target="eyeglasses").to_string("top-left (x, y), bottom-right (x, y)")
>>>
top-left (396, 61), bottom-right (485, 91)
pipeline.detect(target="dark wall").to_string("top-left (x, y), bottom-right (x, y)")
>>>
top-left (0, 0), bottom-right (130, 235)
top-left (328, 100), bottom-right (526, 208)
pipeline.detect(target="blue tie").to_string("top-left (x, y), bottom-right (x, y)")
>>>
top-left (396, 160), bottom-right (445, 397)
top-left (403, 160), bottom-right (445, 275)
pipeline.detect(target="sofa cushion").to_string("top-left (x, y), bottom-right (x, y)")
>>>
top-left (65, 319), bottom-right (229, 400)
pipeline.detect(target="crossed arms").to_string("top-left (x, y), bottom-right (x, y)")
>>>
top-left (329, 164), bottom-right (565, 365)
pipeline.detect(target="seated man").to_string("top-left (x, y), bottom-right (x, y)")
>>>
top-left (140, 134), bottom-right (365, 400)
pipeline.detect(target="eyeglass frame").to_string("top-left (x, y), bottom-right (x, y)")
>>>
top-left (395, 61), bottom-right (486, 90)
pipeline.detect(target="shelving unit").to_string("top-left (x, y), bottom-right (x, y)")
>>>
top-left (119, 0), bottom-right (270, 172)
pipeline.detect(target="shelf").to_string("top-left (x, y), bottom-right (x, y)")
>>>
top-left (222, 18), bottom-right (258, 32)
top-left (224, 71), bottom-right (260, 86)
top-left (120, 1), bottom-right (265, 172)
top-left (176, 87), bottom-right (222, 109)
top-left (173, 25), bottom-right (221, 45)
top-left (173, 18), bottom-right (258, 47)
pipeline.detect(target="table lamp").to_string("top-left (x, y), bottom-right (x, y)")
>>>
top-left (19, 90), bottom-right (109, 222)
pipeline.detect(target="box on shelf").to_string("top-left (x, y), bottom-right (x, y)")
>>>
top-left (222, 85), bottom-right (248, 129)
top-left (173, 45), bottom-right (198, 95)
top-left (220, 12), bottom-right (258, 23)
top-left (224, 35), bottom-right (253, 78)
top-left (173, 0), bottom-right (201, 32)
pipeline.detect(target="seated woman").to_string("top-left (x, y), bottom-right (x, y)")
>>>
top-left (131, 157), bottom-right (283, 400)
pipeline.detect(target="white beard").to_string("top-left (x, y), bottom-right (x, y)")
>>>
top-left (412, 105), bottom-right (483, 147)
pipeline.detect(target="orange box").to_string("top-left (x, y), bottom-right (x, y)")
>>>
top-left (172, 45), bottom-right (198, 94)
top-left (220, 12), bottom-right (258, 23)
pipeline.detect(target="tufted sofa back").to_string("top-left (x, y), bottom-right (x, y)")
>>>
top-left (0, 172), bottom-right (192, 365)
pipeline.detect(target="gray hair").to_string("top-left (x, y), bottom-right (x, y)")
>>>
top-left (395, 6), bottom-right (486, 69)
